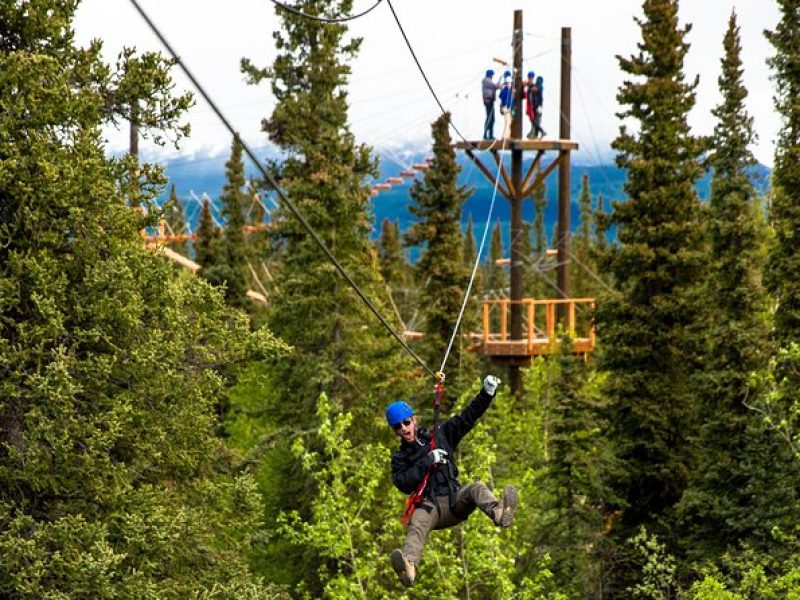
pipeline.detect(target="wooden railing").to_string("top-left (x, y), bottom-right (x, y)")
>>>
top-left (481, 297), bottom-right (596, 356)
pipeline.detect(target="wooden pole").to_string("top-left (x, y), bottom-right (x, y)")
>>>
top-left (556, 27), bottom-right (572, 323)
top-left (129, 102), bottom-right (140, 208)
top-left (129, 102), bottom-right (139, 159)
top-left (509, 9), bottom-right (524, 395)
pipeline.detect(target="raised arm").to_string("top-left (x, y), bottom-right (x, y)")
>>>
top-left (441, 376), bottom-right (501, 449)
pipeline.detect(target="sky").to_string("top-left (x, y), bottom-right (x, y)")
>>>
top-left (74, 0), bottom-right (782, 168)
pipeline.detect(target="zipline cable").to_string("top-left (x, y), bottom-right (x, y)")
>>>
top-left (269, 0), bottom-right (383, 24)
top-left (128, 0), bottom-right (438, 380)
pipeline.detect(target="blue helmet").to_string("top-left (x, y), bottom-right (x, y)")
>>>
top-left (486, 69), bottom-right (494, 77)
top-left (527, 71), bottom-right (535, 79)
top-left (385, 400), bottom-right (414, 427)
top-left (503, 70), bottom-right (512, 78)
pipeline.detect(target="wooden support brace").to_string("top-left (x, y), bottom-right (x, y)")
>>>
top-left (464, 148), bottom-right (512, 201)
top-left (519, 151), bottom-right (544, 197)
top-left (490, 150), bottom-right (517, 198)
top-left (522, 152), bottom-right (565, 198)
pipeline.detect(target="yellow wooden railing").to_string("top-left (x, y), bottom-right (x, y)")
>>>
top-left (481, 297), bottom-right (596, 355)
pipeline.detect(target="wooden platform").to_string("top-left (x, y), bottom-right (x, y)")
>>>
top-left (453, 138), bottom-right (579, 152)
top-left (481, 297), bottom-right (596, 363)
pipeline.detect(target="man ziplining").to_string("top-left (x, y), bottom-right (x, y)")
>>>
top-left (386, 375), bottom-right (518, 588)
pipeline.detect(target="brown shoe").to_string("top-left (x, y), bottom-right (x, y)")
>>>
top-left (495, 485), bottom-right (518, 527)
top-left (390, 549), bottom-right (415, 587)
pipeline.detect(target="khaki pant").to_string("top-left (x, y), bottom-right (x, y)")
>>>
top-left (500, 107), bottom-right (512, 140)
top-left (403, 482), bottom-right (498, 566)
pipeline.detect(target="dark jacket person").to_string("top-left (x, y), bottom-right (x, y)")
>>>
top-left (386, 375), bottom-right (518, 588)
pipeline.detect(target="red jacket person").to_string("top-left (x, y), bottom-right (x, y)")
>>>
top-left (386, 375), bottom-right (518, 588)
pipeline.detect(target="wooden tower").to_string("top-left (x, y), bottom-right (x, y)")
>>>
top-left (454, 12), bottom-right (594, 395)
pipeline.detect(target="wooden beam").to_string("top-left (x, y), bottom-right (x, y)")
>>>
top-left (453, 139), bottom-right (579, 152)
top-left (464, 148), bottom-right (512, 200)
top-left (490, 150), bottom-right (517, 198)
top-left (519, 150), bottom-right (544, 198)
top-left (522, 153), bottom-right (564, 198)
top-left (155, 247), bottom-right (268, 306)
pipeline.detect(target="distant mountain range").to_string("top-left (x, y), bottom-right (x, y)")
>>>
top-left (157, 148), bottom-right (771, 245)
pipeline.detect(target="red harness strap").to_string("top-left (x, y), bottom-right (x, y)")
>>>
top-left (401, 379), bottom-right (445, 526)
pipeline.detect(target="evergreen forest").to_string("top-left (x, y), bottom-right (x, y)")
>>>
top-left (2, 0), bottom-right (800, 598)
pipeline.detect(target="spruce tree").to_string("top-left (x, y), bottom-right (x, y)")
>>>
top-left (243, 0), bottom-right (404, 416)
top-left (594, 0), bottom-right (706, 582)
top-left (571, 173), bottom-right (595, 298)
top-left (195, 197), bottom-right (218, 269)
top-left (677, 10), bottom-right (798, 564)
top-left (378, 218), bottom-right (406, 289)
top-left (484, 220), bottom-right (507, 295)
top-left (760, 0), bottom-right (800, 483)
top-left (765, 0), bottom-right (800, 397)
top-left (242, 1), bottom-right (407, 588)
top-left (594, 192), bottom-right (608, 253)
top-left (0, 3), bottom-right (279, 595)
top-left (531, 183), bottom-right (549, 298)
top-left (462, 213), bottom-right (484, 305)
top-left (204, 135), bottom-right (250, 308)
top-left (532, 183), bottom-right (548, 257)
top-left (163, 183), bottom-right (189, 255)
top-left (463, 213), bottom-right (478, 272)
top-left (537, 338), bottom-right (611, 596)
top-left (404, 112), bottom-right (471, 379)
top-left (378, 218), bottom-right (412, 326)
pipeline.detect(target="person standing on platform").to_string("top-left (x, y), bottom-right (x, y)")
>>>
top-left (498, 70), bottom-right (514, 140)
top-left (533, 75), bottom-right (546, 139)
top-left (481, 69), bottom-right (500, 140)
top-left (524, 71), bottom-right (537, 139)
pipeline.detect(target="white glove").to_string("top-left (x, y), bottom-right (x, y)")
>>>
top-left (428, 448), bottom-right (448, 465)
top-left (483, 375), bottom-right (501, 396)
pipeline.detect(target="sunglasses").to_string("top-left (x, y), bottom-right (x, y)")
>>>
top-left (392, 418), bottom-right (413, 431)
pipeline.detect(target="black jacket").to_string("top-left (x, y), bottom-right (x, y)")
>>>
top-left (391, 388), bottom-right (494, 499)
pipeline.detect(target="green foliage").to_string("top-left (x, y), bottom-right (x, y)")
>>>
top-left (242, 0), bottom-right (405, 423)
top-left (280, 390), bottom-right (566, 599)
top-left (626, 528), bottom-right (677, 600)
top-left (484, 220), bottom-right (506, 295)
top-left (195, 198), bottom-right (219, 268)
top-left (571, 174), bottom-right (597, 299)
top-left (594, 193), bottom-right (608, 253)
top-left (162, 183), bottom-right (190, 255)
top-left (378, 218), bottom-right (406, 289)
top-left (241, 0), bottom-right (410, 588)
top-left (0, 3), bottom-right (284, 595)
top-left (749, 342), bottom-right (800, 459)
top-left (203, 135), bottom-right (250, 308)
top-left (764, 0), bottom-right (800, 349)
top-left (676, 11), bottom-right (798, 567)
top-left (688, 547), bottom-right (800, 599)
top-left (378, 218), bottom-right (414, 327)
top-left (595, 2), bottom-right (707, 584)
